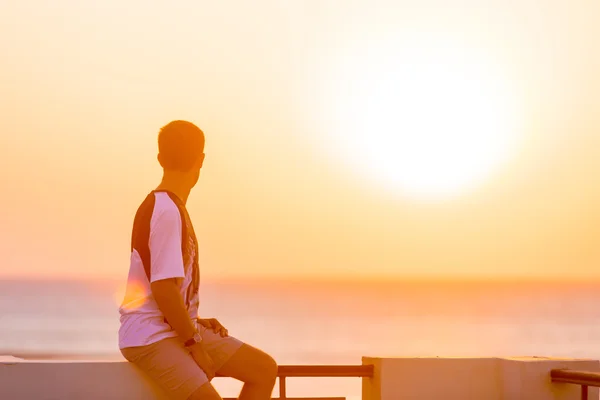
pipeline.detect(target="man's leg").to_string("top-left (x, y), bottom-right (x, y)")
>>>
top-left (121, 337), bottom-right (215, 400)
top-left (187, 382), bottom-right (223, 400)
top-left (216, 344), bottom-right (278, 400)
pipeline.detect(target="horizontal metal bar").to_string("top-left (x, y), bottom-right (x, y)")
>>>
top-left (551, 369), bottom-right (600, 388)
top-left (224, 398), bottom-right (345, 400)
top-left (221, 365), bottom-right (369, 400)
top-left (277, 365), bottom-right (374, 378)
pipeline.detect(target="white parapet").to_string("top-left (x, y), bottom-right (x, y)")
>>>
top-left (2, 356), bottom-right (599, 399)
top-left (362, 356), bottom-right (600, 400)
top-left (0, 357), bottom-right (169, 400)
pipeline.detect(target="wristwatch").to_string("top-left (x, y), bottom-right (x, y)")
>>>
top-left (184, 331), bottom-right (202, 347)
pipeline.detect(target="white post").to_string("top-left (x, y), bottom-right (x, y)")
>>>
top-left (362, 357), bottom-right (501, 400)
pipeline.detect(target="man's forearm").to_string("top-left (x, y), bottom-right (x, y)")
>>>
top-left (151, 279), bottom-right (197, 341)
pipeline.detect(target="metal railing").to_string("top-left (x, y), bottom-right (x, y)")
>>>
top-left (551, 369), bottom-right (600, 400)
top-left (224, 364), bottom-right (374, 400)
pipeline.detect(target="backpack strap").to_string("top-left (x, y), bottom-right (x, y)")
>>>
top-left (130, 192), bottom-right (156, 283)
top-left (163, 191), bottom-right (199, 308)
top-left (163, 191), bottom-right (189, 267)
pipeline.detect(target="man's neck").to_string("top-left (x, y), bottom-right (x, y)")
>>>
top-left (156, 174), bottom-right (192, 205)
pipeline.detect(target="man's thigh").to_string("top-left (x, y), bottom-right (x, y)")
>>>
top-left (199, 324), bottom-right (244, 371)
top-left (215, 343), bottom-right (278, 384)
top-left (121, 337), bottom-right (209, 400)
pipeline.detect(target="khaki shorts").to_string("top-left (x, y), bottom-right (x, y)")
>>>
top-left (121, 325), bottom-right (244, 400)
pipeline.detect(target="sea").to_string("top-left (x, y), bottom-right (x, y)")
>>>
top-left (1, 278), bottom-right (599, 399)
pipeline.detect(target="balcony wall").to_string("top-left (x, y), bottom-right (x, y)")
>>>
top-left (362, 356), bottom-right (600, 400)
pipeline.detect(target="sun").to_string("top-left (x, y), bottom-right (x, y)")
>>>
top-left (323, 36), bottom-right (522, 200)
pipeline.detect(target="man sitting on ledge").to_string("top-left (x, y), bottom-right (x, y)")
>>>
top-left (118, 120), bottom-right (278, 400)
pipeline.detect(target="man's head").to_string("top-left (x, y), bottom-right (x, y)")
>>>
top-left (157, 120), bottom-right (206, 187)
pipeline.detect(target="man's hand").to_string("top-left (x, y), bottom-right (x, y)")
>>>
top-left (198, 318), bottom-right (228, 337)
top-left (189, 342), bottom-right (215, 380)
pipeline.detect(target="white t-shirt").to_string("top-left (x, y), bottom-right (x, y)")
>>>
top-left (118, 191), bottom-right (200, 349)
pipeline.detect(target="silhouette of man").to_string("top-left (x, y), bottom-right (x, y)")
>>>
top-left (119, 120), bottom-right (277, 400)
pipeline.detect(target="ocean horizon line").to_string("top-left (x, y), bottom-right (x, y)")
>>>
top-left (2, 275), bottom-right (600, 286)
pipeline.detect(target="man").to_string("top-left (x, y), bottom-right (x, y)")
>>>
top-left (119, 120), bottom-right (277, 400)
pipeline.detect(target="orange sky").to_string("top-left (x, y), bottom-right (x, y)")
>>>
top-left (1, 0), bottom-right (599, 281)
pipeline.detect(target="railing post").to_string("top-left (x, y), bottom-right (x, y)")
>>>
top-left (279, 376), bottom-right (286, 400)
top-left (582, 385), bottom-right (588, 400)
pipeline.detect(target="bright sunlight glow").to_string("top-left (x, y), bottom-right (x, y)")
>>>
top-left (325, 36), bottom-right (522, 199)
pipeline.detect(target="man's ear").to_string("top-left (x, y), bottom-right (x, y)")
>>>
top-left (157, 153), bottom-right (164, 168)
top-left (198, 153), bottom-right (205, 169)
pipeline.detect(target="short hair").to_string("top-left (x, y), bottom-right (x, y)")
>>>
top-left (158, 120), bottom-right (205, 171)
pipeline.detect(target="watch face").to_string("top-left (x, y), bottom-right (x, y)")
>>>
top-left (185, 332), bottom-right (202, 347)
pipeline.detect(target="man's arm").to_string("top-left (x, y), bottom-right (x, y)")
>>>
top-left (151, 278), bottom-right (196, 341)
top-left (148, 202), bottom-right (215, 378)
top-left (148, 204), bottom-right (196, 340)
top-left (152, 279), bottom-right (215, 379)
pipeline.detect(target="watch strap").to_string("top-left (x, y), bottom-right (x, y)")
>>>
top-left (184, 332), bottom-right (202, 347)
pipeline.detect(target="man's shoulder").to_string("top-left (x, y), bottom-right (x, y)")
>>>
top-left (147, 196), bottom-right (185, 237)
top-left (153, 191), bottom-right (181, 214)
top-left (132, 192), bottom-right (182, 229)
top-left (135, 191), bottom-right (179, 213)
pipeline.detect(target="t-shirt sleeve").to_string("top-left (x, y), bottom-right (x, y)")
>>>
top-left (148, 205), bottom-right (185, 282)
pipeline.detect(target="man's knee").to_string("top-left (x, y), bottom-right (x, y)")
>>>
top-left (262, 353), bottom-right (278, 384)
top-left (246, 352), bottom-right (278, 385)
top-left (187, 382), bottom-right (222, 400)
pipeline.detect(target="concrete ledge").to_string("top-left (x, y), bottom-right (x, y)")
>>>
top-left (362, 356), bottom-right (600, 400)
top-left (3, 356), bottom-right (599, 399)
top-left (0, 358), bottom-right (169, 400)
top-left (362, 356), bottom-right (501, 400)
